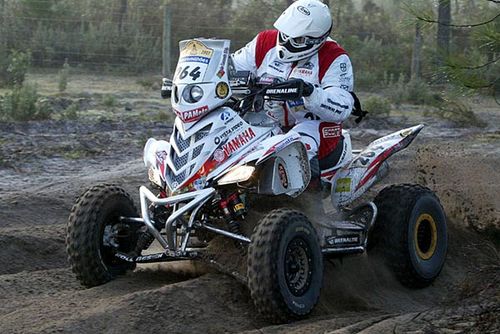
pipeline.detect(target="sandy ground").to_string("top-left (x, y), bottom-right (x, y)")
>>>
top-left (0, 76), bottom-right (498, 333)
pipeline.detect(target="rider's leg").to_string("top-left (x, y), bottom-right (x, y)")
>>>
top-left (291, 120), bottom-right (321, 162)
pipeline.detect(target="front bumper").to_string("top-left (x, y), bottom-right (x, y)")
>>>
top-left (139, 186), bottom-right (216, 250)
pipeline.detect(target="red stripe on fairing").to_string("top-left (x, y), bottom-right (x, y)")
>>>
top-left (180, 158), bottom-right (218, 190)
top-left (321, 169), bottom-right (337, 178)
top-left (355, 145), bottom-right (396, 191)
top-left (321, 171), bottom-right (337, 182)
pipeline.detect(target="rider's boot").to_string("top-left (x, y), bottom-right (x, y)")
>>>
top-left (299, 156), bottom-right (326, 222)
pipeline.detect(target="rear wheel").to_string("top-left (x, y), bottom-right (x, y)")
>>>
top-left (66, 184), bottom-right (139, 287)
top-left (370, 184), bottom-right (448, 288)
top-left (247, 209), bottom-right (323, 323)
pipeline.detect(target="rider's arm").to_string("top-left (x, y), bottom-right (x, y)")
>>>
top-left (231, 36), bottom-right (258, 73)
top-left (303, 54), bottom-right (355, 123)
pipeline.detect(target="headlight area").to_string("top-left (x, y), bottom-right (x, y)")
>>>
top-left (182, 85), bottom-right (204, 103)
top-left (148, 167), bottom-right (166, 189)
top-left (217, 165), bottom-right (255, 186)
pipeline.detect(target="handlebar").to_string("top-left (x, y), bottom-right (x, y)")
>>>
top-left (261, 79), bottom-right (312, 101)
top-left (160, 75), bottom-right (314, 103)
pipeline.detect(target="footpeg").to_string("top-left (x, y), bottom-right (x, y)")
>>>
top-left (324, 221), bottom-right (364, 247)
top-left (321, 202), bottom-right (378, 251)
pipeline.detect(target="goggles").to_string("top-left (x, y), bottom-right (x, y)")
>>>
top-left (279, 31), bottom-right (325, 48)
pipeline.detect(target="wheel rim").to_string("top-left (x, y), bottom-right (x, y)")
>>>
top-left (284, 237), bottom-right (313, 297)
top-left (414, 213), bottom-right (438, 260)
top-left (100, 215), bottom-right (132, 268)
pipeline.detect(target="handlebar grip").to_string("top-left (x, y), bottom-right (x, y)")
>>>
top-left (302, 82), bottom-right (314, 97)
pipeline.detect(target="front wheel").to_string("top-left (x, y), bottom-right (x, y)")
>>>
top-left (370, 184), bottom-right (448, 288)
top-left (247, 209), bottom-right (323, 323)
top-left (66, 184), bottom-right (139, 287)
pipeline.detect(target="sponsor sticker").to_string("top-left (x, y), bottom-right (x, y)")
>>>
top-left (216, 82), bottom-right (229, 99)
top-left (180, 40), bottom-right (213, 60)
top-left (213, 149), bottom-right (226, 162)
top-left (300, 62), bottom-right (314, 70)
top-left (322, 126), bottom-right (342, 138)
top-left (155, 151), bottom-right (167, 164)
top-left (274, 136), bottom-right (298, 153)
top-left (217, 69), bottom-right (225, 78)
top-left (295, 68), bottom-right (313, 76)
top-left (179, 56), bottom-right (210, 64)
top-left (277, 163), bottom-right (289, 189)
top-left (335, 177), bottom-right (351, 193)
top-left (400, 129), bottom-right (413, 137)
top-left (214, 121), bottom-right (244, 145)
top-left (220, 110), bottom-right (232, 121)
top-left (266, 88), bottom-right (298, 94)
top-left (222, 128), bottom-right (256, 157)
top-left (217, 47), bottom-right (229, 78)
top-left (175, 105), bottom-right (209, 123)
top-left (297, 6), bottom-right (311, 16)
top-left (269, 62), bottom-right (285, 74)
top-left (193, 177), bottom-right (206, 190)
top-left (288, 99), bottom-right (305, 108)
top-left (326, 235), bottom-right (360, 246)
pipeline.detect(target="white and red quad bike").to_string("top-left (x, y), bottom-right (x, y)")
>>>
top-left (66, 39), bottom-right (447, 323)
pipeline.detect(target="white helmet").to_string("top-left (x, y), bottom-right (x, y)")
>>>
top-left (274, 0), bottom-right (332, 62)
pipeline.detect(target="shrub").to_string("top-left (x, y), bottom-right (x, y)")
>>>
top-left (58, 59), bottom-right (71, 92)
top-left (0, 51), bottom-right (31, 87)
top-left (61, 103), bottom-right (79, 120)
top-left (363, 95), bottom-right (391, 117)
top-left (102, 95), bottom-right (117, 110)
top-left (0, 84), bottom-right (52, 121)
top-left (429, 98), bottom-right (486, 128)
top-left (385, 76), bottom-right (441, 106)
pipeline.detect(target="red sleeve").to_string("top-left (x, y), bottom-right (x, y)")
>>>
top-left (255, 30), bottom-right (279, 69)
top-left (318, 41), bottom-right (348, 83)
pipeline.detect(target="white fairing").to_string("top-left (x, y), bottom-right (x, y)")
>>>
top-left (171, 39), bottom-right (232, 130)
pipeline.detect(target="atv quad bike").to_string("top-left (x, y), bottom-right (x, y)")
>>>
top-left (66, 39), bottom-right (447, 323)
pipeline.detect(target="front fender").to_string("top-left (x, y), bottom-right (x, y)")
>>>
top-left (256, 140), bottom-right (311, 198)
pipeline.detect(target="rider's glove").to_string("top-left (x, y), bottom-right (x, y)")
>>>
top-left (264, 101), bottom-right (285, 121)
top-left (302, 81), bottom-right (314, 97)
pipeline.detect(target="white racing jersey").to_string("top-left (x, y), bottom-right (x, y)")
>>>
top-left (232, 30), bottom-right (354, 127)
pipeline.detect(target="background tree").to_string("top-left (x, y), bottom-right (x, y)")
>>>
top-left (436, 0), bottom-right (451, 83)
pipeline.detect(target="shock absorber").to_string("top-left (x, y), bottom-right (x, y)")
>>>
top-left (134, 226), bottom-right (156, 254)
top-left (219, 192), bottom-right (247, 252)
top-left (219, 192), bottom-right (247, 221)
top-left (134, 204), bottom-right (170, 254)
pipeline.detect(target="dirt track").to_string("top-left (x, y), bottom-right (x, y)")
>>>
top-left (0, 105), bottom-right (499, 333)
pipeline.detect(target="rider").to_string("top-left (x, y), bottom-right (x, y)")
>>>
top-left (232, 0), bottom-right (358, 186)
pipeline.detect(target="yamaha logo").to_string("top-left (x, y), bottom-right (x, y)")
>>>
top-left (297, 6), bottom-right (311, 16)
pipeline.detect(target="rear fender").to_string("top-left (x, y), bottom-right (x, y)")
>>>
top-left (331, 124), bottom-right (424, 208)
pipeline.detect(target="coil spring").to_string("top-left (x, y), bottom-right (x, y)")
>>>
top-left (228, 220), bottom-right (246, 254)
top-left (135, 231), bottom-right (155, 253)
top-left (228, 220), bottom-right (241, 235)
